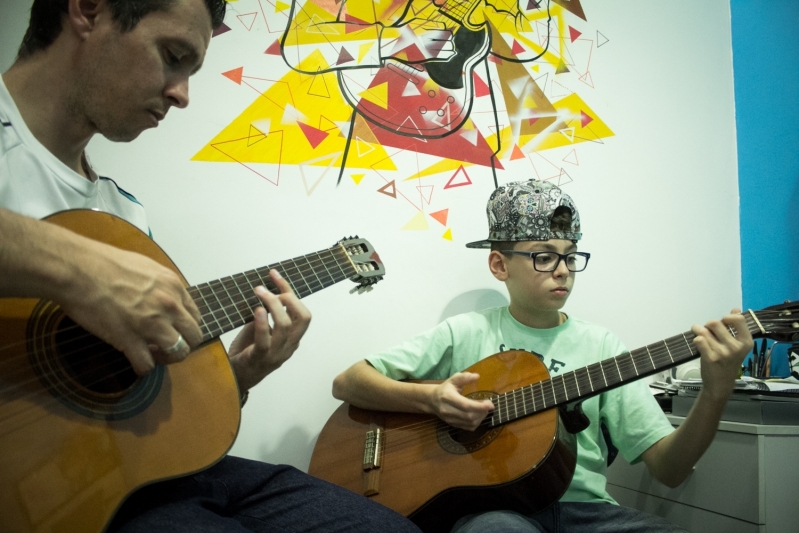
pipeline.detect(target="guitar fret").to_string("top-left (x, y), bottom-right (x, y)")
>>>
top-left (230, 274), bottom-right (255, 320)
top-left (629, 352), bottom-right (639, 376)
top-left (571, 371), bottom-right (581, 397)
top-left (298, 255), bottom-right (323, 294)
top-left (559, 375), bottom-right (569, 402)
top-left (288, 258), bottom-right (311, 297)
top-left (663, 340), bottom-right (675, 363)
top-left (512, 390), bottom-right (519, 420)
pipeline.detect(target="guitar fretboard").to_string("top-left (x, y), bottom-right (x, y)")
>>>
top-left (188, 247), bottom-right (356, 342)
top-left (487, 313), bottom-right (759, 427)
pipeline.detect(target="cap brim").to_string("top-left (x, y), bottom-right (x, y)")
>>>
top-left (465, 239), bottom-right (492, 249)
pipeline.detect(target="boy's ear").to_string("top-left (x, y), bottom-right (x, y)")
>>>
top-left (67, 0), bottom-right (106, 40)
top-left (488, 250), bottom-right (509, 281)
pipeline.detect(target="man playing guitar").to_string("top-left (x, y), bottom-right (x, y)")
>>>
top-left (0, 0), bottom-right (420, 531)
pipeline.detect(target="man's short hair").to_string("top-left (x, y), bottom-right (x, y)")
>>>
top-left (18, 0), bottom-right (227, 59)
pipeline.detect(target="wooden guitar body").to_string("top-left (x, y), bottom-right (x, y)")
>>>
top-left (0, 211), bottom-right (242, 533)
top-left (309, 351), bottom-right (577, 532)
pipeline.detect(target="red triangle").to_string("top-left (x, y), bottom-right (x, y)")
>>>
top-left (569, 26), bottom-right (582, 43)
top-left (580, 111), bottom-right (593, 128)
top-left (337, 47), bottom-right (355, 65)
top-left (487, 54), bottom-right (503, 65)
top-left (473, 71), bottom-right (490, 98)
top-left (222, 67), bottom-right (243, 85)
top-left (377, 180), bottom-right (397, 198)
top-left (344, 14), bottom-right (371, 31)
top-left (528, 116), bottom-right (540, 126)
top-left (430, 209), bottom-right (449, 226)
top-left (297, 122), bottom-right (329, 149)
top-left (510, 145), bottom-right (526, 160)
top-left (511, 40), bottom-right (525, 55)
top-left (444, 166), bottom-right (472, 189)
top-left (265, 39), bottom-right (281, 55)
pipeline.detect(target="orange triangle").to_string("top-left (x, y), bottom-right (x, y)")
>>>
top-left (430, 209), bottom-right (449, 226)
top-left (222, 67), bottom-right (243, 85)
top-left (510, 145), bottom-right (526, 160)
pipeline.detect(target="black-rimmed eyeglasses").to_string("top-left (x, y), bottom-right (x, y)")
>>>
top-left (500, 251), bottom-right (591, 272)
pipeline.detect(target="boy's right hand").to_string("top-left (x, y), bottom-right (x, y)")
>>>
top-left (430, 372), bottom-right (495, 431)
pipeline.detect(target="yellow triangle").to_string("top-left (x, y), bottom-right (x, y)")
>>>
top-left (351, 173), bottom-right (365, 185)
top-left (275, 0), bottom-right (290, 13)
top-left (358, 42), bottom-right (375, 63)
top-left (359, 83), bottom-right (388, 109)
top-left (531, 65), bottom-right (540, 72)
top-left (401, 211), bottom-right (429, 231)
top-left (442, 228), bottom-right (453, 241)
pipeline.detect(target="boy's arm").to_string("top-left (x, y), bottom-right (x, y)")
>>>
top-left (332, 360), bottom-right (494, 430)
top-left (640, 310), bottom-right (752, 487)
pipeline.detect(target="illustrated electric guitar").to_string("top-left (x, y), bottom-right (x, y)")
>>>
top-left (0, 209), bottom-right (386, 533)
top-left (338, 0), bottom-right (491, 138)
top-left (308, 301), bottom-right (799, 532)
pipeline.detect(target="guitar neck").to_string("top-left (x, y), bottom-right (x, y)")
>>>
top-left (487, 313), bottom-right (762, 427)
top-left (189, 245), bottom-right (357, 342)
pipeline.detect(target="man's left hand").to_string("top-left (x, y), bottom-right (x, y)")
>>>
top-left (692, 308), bottom-right (753, 402)
top-left (227, 269), bottom-right (312, 393)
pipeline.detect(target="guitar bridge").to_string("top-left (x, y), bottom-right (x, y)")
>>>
top-left (362, 428), bottom-right (382, 470)
top-left (361, 428), bottom-right (383, 496)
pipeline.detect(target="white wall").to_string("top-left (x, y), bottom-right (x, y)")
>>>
top-left (2, 0), bottom-right (740, 471)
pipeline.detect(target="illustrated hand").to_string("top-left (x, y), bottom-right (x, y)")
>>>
top-left (60, 238), bottom-right (202, 376)
top-left (227, 269), bottom-right (312, 393)
top-left (692, 308), bottom-right (753, 401)
top-left (430, 372), bottom-right (494, 431)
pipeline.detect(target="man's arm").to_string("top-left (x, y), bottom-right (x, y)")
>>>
top-left (332, 360), bottom-right (493, 430)
top-left (0, 207), bottom-right (203, 374)
top-left (640, 310), bottom-right (753, 487)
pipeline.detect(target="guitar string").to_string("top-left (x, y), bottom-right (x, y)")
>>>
top-left (0, 249), bottom-right (362, 422)
top-left (0, 322), bottom-right (691, 439)
top-left (0, 246), bottom-right (358, 394)
top-left (344, 335), bottom-right (705, 452)
top-left (0, 311), bottom-right (777, 444)
top-left (0, 246), bottom-right (355, 359)
top-left (0, 313), bottom-right (763, 438)
top-left (349, 319), bottom-right (762, 454)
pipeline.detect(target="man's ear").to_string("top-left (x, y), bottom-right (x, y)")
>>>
top-left (67, 0), bottom-right (106, 40)
top-left (488, 250), bottom-right (509, 282)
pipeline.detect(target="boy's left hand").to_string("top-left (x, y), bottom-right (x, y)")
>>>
top-left (691, 308), bottom-right (753, 402)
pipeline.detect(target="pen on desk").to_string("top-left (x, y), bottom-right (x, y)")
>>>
top-left (758, 339), bottom-right (767, 378)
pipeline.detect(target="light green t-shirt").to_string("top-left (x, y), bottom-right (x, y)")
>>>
top-left (366, 306), bottom-right (674, 504)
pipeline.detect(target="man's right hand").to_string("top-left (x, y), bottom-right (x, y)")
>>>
top-left (0, 208), bottom-right (203, 376)
top-left (60, 237), bottom-right (203, 375)
top-left (429, 372), bottom-right (494, 431)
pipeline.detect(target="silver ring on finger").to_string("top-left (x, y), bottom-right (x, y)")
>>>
top-left (164, 334), bottom-right (189, 355)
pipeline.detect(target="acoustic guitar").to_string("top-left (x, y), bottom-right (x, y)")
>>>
top-left (338, 0), bottom-right (491, 138)
top-left (308, 301), bottom-right (799, 532)
top-left (0, 209), bottom-right (386, 533)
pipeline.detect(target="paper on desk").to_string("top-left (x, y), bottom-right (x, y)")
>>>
top-left (675, 377), bottom-right (799, 393)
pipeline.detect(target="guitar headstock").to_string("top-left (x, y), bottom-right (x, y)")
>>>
top-left (336, 236), bottom-right (386, 294)
top-left (750, 300), bottom-right (799, 342)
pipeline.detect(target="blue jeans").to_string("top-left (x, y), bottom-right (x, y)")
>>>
top-left (451, 503), bottom-right (689, 533)
top-left (108, 456), bottom-right (420, 532)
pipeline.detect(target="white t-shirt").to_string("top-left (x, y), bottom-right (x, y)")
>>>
top-left (0, 75), bottom-right (149, 233)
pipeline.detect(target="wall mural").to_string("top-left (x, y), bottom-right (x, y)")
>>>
top-left (193, 0), bottom-right (613, 240)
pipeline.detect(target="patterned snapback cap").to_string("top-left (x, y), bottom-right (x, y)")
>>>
top-left (465, 179), bottom-right (582, 249)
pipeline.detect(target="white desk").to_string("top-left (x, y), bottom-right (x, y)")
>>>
top-left (606, 415), bottom-right (799, 533)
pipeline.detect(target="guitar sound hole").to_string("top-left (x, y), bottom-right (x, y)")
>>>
top-left (26, 299), bottom-right (163, 420)
top-left (448, 425), bottom-right (492, 445)
top-left (55, 317), bottom-right (138, 395)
